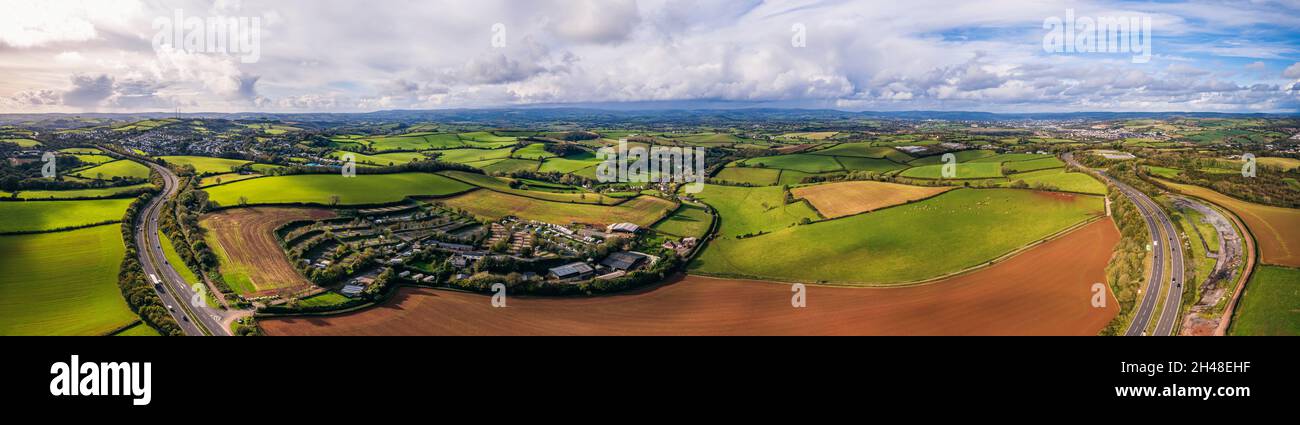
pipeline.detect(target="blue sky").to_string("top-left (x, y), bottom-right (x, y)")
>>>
top-left (0, 0), bottom-right (1297, 113)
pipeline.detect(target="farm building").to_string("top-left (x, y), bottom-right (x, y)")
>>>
top-left (606, 222), bottom-right (640, 234)
top-left (341, 285), bottom-right (365, 297)
top-left (548, 262), bottom-right (595, 280)
top-left (600, 251), bottom-right (646, 271)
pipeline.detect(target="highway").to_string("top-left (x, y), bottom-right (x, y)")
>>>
top-left (1063, 153), bottom-right (1183, 336)
top-left (134, 161), bottom-right (231, 336)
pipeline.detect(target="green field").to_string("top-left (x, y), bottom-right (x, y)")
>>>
top-left (1230, 266), bottom-right (1300, 335)
top-left (1003, 157), bottom-right (1065, 173)
top-left (1001, 169), bottom-right (1106, 195)
top-left (159, 156), bottom-right (252, 175)
top-left (651, 203), bottom-right (713, 239)
top-left (0, 225), bottom-right (137, 335)
top-left (713, 167), bottom-right (781, 186)
top-left (72, 154), bottom-right (115, 165)
top-left (739, 154), bottom-right (844, 173)
top-left (1, 138), bottom-right (42, 147)
top-left (296, 291), bottom-right (354, 309)
top-left (435, 147), bottom-right (514, 164)
top-left (537, 151), bottom-right (604, 174)
top-left (690, 188), bottom-right (1104, 284)
top-left (206, 172), bottom-right (474, 206)
top-left (908, 149), bottom-right (997, 165)
top-left (114, 322), bottom-right (161, 336)
top-left (1145, 166), bottom-right (1183, 178)
top-left (158, 230), bottom-right (200, 284)
top-left (900, 162), bottom-right (1003, 179)
top-left (328, 151), bottom-right (429, 166)
top-left (481, 158), bottom-right (541, 173)
top-left (689, 184), bottom-right (820, 238)
top-left (836, 156), bottom-right (909, 173)
top-left (439, 170), bottom-right (617, 204)
top-left (511, 143), bottom-right (558, 160)
top-left (71, 160), bottom-right (152, 180)
top-left (0, 198), bottom-right (133, 233)
top-left (809, 143), bottom-right (913, 162)
top-left (16, 183), bottom-right (152, 200)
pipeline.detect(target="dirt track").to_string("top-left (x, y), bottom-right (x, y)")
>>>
top-left (262, 218), bottom-right (1120, 336)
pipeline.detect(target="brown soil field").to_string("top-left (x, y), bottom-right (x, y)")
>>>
top-left (792, 180), bottom-right (953, 218)
top-left (262, 218), bottom-right (1119, 336)
top-left (1159, 179), bottom-right (1300, 267)
top-left (201, 207), bottom-right (336, 297)
top-left (433, 190), bottom-right (676, 228)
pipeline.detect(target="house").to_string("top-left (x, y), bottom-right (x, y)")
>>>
top-left (548, 262), bottom-right (595, 280)
top-left (606, 223), bottom-right (640, 234)
top-left (600, 251), bottom-right (645, 271)
top-left (398, 270), bottom-right (411, 278)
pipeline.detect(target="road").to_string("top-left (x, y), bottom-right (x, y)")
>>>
top-left (1063, 153), bottom-right (1183, 336)
top-left (134, 161), bottom-right (231, 336)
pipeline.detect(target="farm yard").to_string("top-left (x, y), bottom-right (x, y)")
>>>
top-left (0, 225), bottom-right (137, 335)
top-left (205, 172), bottom-right (475, 206)
top-left (260, 218), bottom-right (1119, 336)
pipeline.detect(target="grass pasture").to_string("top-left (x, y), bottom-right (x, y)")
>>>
top-left (158, 156), bottom-right (251, 175)
top-left (1003, 157), bottom-right (1065, 173)
top-left (739, 154), bottom-right (843, 173)
top-left (1229, 266), bottom-right (1300, 335)
top-left (809, 143), bottom-right (912, 162)
top-left (690, 188), bottom-right (1104, 284)
top-left (511, 143), bottom-right (558, 160)
top-left (434, 147), bottom-right (513, 164)
top-left (439, 170), bottom-right (617, 204)
top-left (0, 198), bottom-right (133, 233)
top-left (1001, 169), bottom-right (1106, 195)
top-left (689, 184), bottom-right (820, 237)
top-left (651, 203), bottom-right (713, 238)
top-left (71, 160), bottom-right (152, 180)
top-left (15, 183), bottom-right (152, 200)
top-left (713, 167), bottom-right (781, 186)
top-left (206, 172), bottom-right (474, 207)
top-left (900, 162), bottom-right (1003, 179)
top-left (0, 225), bottom-right (136, 335)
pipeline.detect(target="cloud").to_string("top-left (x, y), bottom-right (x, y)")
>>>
top-left (1284, 62), bottom-right (1300, 79)
top-left (62, 74), bottom-right (115, 106)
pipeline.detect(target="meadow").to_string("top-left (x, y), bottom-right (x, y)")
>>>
top-left (0, 198), bottom-right (134, 233)
top-left (15, 183), bottom-right (152, 199)
top-left (327, 151), bottom-right (429, 166)
top-left (808, 143), bottom-right (913, 162)
top-left (206, 172), bottom-right (475, 206)
top-left (0, 225), bottom-right (137, 335)
top-left (650, 203), bottom-right (713, 239)
top-left (71, 160), bottom-right (152, 180)
top-left (713, 167), bottom-right (781, 186)
top-left (899, 162), bottom-right (1003, 179)
top-left (688, 184), bottom-right (820, 237)
top-left (158, 156), bottom-right (251, 175)
top-left (435, 147), bottom-right (513, 164)
top-left (1001, 168), bottom-right (1106, 195)
top-left (690, 188), bottom-right (1104, 284)
top-left (1229, 266), bottom-right (1300, 335)
top-left (739, 154), bottom-right (843, 173)
top-left (439, 170), bottom-right (618, 204)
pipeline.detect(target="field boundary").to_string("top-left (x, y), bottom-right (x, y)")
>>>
top-left (438, 171), bottom-right (636, 206)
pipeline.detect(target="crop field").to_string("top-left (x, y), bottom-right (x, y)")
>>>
top-left (1229, 266), bottom-right (1300, 335)
top-left (201, 208), bottom-right (336, 296)
top-left (436, 189), bottom-right (676, 228)
top-left (1257, 157), bottom-right (1300, 171)
top-left (691, 188), bottom-right (1104, 284)
top-left (206, 172), bottom-right (474, 206)
top-left (808, 143), bottom-right (912, 162)
top-left (439, 170), bottom-right (617, 204)
top-left (158, 156), bottom-right (251, 175)
top-left (71, 160), bottom-right (152, 180)
top-left (0, 225), bottom-right (136, 335)
top-left (1001, 169), bottom-right (1106, 195)
top-left (15, 183), bottom-right (151, 200)
top-left (739, 154), bottom-right (843, 173)
top-left (0, 198), bottom-right (133, 233)
top-left (650, 203), bottom-right (712, 238)
top-left (899, 162), bottom-right (1003, 179)
top-left (792, 181), bottom-right (953, 218)
top-left (434, 147), bottom-right (513, 164)
top-left (1159, 179), bottom-right (1300, 267)
top-left (261, 218), bottom-right (1118, 336)
top-left (511, 143), bottom-right (558, 160)
top-left (690, 184), bottom-right (820, 237)
top-left (713, 167), bottom-right (781, 185)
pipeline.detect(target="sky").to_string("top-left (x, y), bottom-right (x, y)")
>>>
top-left (0, 0), bottom-right (1298, 114)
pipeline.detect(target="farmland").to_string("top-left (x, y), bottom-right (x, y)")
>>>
top-left (651, 203), bottom-right (713, 238)
top-left (0, 225), bottom-right (136, 335)
top-left (14, 183), bottom-right (152, 199)
top-left (436, 189), bottom-right (676, 228)
top-left (260, 218), bottom-right (1118, 336)
top-left (1228, 266), bottom-right (1300, 335)
top-left (0, 198), bottom-right (134, 233)
top-left (900, 162), bottom-right (1003, 179)
top-left (327, 151), bottom-right (430, 166)
top-left (205, 172), bottom-right (475, 206)
top-left (688, 184), bottom-right (820, 237)
top-left (439, 170), bottom-right (618, 204)
top-left (71, 160), bottom-right (152, 180)
top-left (201, 208), bottom-right (336, 296)
top-left (158, 156), bottom-right (251, 175)
top-left (792, 181), bottom-right (952, 218)
top-left (713, 167), bottom-right (781, 186)
top-left (738, 154), bottom-right (844, 173)
top-left (691, 188), bottom-right (1104, 284)
top-left (1000, 168), bottom-right (1107, 195)
top-left (1158, 179), bottom-right (1300, 267)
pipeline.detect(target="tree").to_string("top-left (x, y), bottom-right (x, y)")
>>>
top-left (329, 194), bottom-right (341, 206)
top-left (238, 196), bottom-right (248, 206)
